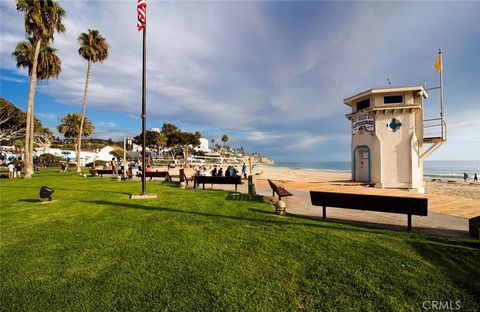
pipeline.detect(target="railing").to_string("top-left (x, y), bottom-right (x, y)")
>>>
top-left (423, 117), bottom-right (447, 141)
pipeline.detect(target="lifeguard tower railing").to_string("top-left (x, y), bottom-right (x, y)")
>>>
top-left (423, 117), bottom-right (447, 143)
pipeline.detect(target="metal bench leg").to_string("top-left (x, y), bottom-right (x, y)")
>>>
top-left (323, 205), bottom-right (326, 219)
top-left (203, 183), bottom-right (205, 190)
top-left (407, 213), bottom-right (412, 231)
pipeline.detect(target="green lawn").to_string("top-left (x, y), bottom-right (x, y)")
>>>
top-left (1, 170), bottom-right (479, 311)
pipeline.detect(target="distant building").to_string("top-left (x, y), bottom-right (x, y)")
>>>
top-left (34, 146), bottom-right (116, 166)
top-left (195, 138), bottom-right (210, 153)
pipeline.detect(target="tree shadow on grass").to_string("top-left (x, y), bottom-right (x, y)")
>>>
top-left (83, 199), bottom-right (384, 235)
top-left (285, 211), bottom-right (471, 238)
top-left (409, 239), bottom-right (480, 306)
top-left (248, 208), bottom-right (276, 216)
top-left (226, 193), bottom-right (267, 203)
top-left (2, 185), bottom-right (131, 196)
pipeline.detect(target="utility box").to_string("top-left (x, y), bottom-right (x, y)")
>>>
top-left (344, 85), bottom-right (444, 192)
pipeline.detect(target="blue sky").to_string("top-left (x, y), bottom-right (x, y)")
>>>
top-left (1, 1), bottom-right (479, 161)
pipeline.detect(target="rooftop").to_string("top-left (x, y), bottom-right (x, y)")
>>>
top-left (344, 85), bottom-right (425, 106)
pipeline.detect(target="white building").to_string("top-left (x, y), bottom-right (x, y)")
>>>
top-left (34, 146), bottom-right (116, 166)
top-left (194, 138), bottom-right (211, 153)
top-left (344, 85), bottom-right (446, 192)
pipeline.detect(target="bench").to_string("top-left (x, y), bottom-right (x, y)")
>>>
top-left (89, 168), bottom-right (123, 177)
top-left (179, 168), bottom-right (194, 186)
top-left (144, 171), bottom-right (172, 181)
top-left (194, 176), bottom-right (243, 191)
top-left (268, 179), bottom-right (293, 200)
top-left (470, 216), bottom-right (480, 238)
top-left (310, 191), bottom-right (428, 231)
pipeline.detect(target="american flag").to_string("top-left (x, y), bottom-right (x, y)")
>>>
top-left (137, 0), bottom-right (146, 31)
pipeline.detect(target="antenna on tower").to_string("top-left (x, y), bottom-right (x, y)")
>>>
top-left (386, 76), bottom-right (391, 86)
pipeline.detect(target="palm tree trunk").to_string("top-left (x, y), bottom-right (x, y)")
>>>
top-left (77, 60), bottom-right (91, 173)
top-left (24, 39), bottom-right (42, 178)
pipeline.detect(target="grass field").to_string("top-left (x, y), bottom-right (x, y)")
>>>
top-left (1, 170), bottom-right (479, 311)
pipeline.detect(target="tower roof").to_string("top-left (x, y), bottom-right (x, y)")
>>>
top-left (344, 85), bottom-right (425, 106)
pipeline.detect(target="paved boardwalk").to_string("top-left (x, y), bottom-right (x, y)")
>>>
top-left (189, 179), bottom-right (477, 238)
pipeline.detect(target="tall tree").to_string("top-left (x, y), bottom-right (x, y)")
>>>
top-left (221, 134), bottom-right (229, 153)
top-left (1, 97), bottom-right (51, 145)
top-left (15, 0), bottom-right (65, 178)
top-left (76, 29), bottom-right (109, 172)
top-left (133, 130), bottom-right (167, 157)
top-left (57, 113), bottom-right (94, 164)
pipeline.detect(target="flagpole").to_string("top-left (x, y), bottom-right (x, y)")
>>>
top-left (141, 16), bottom-right (147, 195)
top-left (438, 48), bottom-right (444, 140)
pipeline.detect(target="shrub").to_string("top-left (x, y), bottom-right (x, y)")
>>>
top-left (85, 160), bottom-right (108, 168)
top-left (36, 154), bottom-right (65, 167)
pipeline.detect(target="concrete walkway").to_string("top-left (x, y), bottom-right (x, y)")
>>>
top-left (188, 182), bottom-right (471, 238)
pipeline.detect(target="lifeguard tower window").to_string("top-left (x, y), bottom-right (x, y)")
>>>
top-left (356, 99), bottom-right (370, 111)
top-left (384, 95), bottom-right (403, 104)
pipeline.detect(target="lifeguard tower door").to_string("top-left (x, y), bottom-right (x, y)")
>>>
top-left (355, 147), bottom-right (370, 182)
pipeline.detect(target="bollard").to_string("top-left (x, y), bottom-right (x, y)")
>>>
top-left (275, 200), bottom-right (286, 216)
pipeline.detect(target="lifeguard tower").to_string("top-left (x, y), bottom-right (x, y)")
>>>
top-left (344, 84), bottom-right (446, 192)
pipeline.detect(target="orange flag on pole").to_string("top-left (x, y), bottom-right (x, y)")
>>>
top-left (435, 52), bottom-right (442, 73)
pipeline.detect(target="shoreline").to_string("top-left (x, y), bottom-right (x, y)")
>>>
top-left (265, 163), bottom-right (479, 183)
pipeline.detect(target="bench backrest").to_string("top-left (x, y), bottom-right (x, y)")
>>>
top-left (310, 191), bottom-right (427, 216)
top-left (268, 179), bottom-right (280, 192)
top-left (145, 171), bottom-right (169, 178)
top-left (195, 176), bottom-right (241, 184)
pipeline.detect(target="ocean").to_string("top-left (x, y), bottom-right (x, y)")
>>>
top-left (273, 160), bottom-right (480, 181)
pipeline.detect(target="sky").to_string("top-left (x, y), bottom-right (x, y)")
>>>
top-left (1, 0), bottom-right (479, 161)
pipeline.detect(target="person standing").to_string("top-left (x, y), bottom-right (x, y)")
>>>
top-left (111, 157), bottom-right (118, 176)
top-left (7, 163), bottom-right (15, 179)
top-left (474, 173), bottom-right (478, 182)
top-left (15, 162), bottom-right (22, 178)
top-left (242, 163), bottom-right (247, 178)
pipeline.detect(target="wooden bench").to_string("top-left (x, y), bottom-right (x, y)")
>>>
top-left (194, 176), bottom-right (243, 191)
top-left (268, 179), bottom-right (293, 200)
top-left (470, 216), bottom-right (480, 238)
top-left (179, 168), bottom-right (194, 186)
top-left (310, 191), bottom-right (428, 231)
top-left (89, 168), bottom-right (123, 177)
top-left (144, 171), bottom-right (172, 181)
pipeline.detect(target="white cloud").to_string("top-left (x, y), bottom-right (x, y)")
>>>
top-left (37, 113), bottom-right (58, 120)
top-left (96, 121), bottom-right (116, 128)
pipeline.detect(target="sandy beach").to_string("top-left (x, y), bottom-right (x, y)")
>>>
top-left (252, 165), bottom-right (480, 200)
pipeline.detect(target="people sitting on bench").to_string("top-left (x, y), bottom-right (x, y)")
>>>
top-left (194, 175), bottom-right (243, 191)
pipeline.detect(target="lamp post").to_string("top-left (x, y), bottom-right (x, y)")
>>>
top-left (123, 137), bottom-right (132, 179)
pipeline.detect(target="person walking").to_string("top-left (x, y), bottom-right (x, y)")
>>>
top-left (474, 173), bottom-right (478, 182)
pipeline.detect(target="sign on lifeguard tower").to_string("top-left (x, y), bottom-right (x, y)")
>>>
top-left (344, 81), bottom-right (446, 192)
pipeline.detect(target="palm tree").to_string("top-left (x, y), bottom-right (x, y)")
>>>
top-left (57, 113), bottom-right (94, 163)
top-left (221, 134), bottom-right (229, 153)
top-left (12, 38), bottom-right (61, 80)
top-left (76, 29), bottom-right (109, 172)
top-left (15, 0), bottom-right (65, 178)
